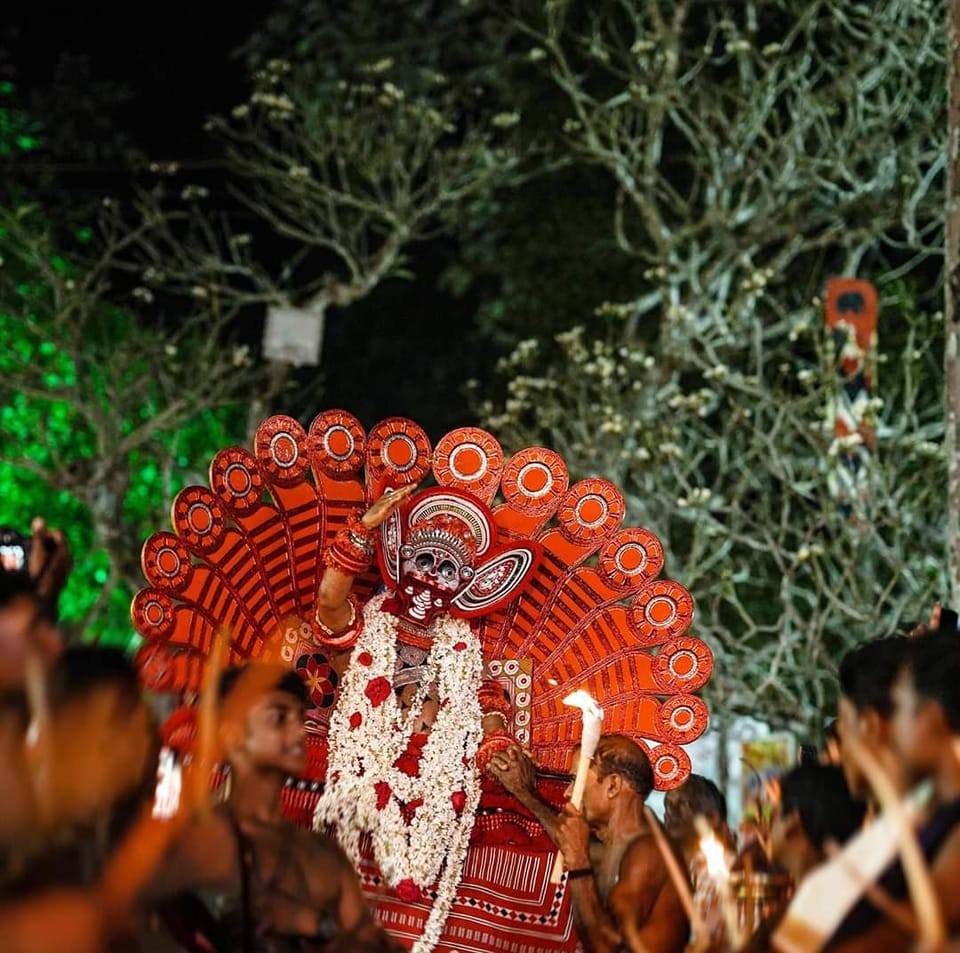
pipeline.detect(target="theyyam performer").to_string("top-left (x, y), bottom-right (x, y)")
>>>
top-left (131, 411), bottom-right (715, 953)
top-left (312, 480), bottom-right (543, 948)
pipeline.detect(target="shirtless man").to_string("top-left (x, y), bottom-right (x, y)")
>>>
top-left (826, 632), bottom-right (960, 952)
top-left (490, 735), bottom-right (689, 953)
top-left (150, 663), bottom-right (393, 952)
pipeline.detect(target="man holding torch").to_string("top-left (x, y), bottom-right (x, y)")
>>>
top-left (488, 734), bottom-right (690, 953)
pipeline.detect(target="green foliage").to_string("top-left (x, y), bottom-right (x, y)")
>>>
top-left (0, 305), bottom-right (247, 645)
top-left (0, 81), bottom-right (41, 157)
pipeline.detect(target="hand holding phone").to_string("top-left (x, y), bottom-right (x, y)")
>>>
top-left (0, 527), bottom-right (29, 574)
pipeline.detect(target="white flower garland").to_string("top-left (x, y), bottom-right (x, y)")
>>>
top-left (314, 592), bottom-right (483, 953)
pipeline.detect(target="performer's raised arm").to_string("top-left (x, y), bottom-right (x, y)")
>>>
top-left (314, 485), bottom-right (415, 642)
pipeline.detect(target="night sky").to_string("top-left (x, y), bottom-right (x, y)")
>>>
top-left (5, 3), bottom-right (268, 154)
top-left (3, 2), bottom-right (495, 437)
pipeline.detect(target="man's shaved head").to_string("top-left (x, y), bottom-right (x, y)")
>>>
top-left (593, 735), bottom-right (655, 801)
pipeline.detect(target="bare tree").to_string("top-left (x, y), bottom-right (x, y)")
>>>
top-left (134, 58), bottom-right (519, 326)
top-left (483, 0), bottom-right (947, 731)
top-left (946, 0), bottom-right (960, 598)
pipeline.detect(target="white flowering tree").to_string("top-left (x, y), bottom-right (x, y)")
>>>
top-left (130, 57), bottom-right (519, 335)
top-left (481, 0), bottom-right (947, 731)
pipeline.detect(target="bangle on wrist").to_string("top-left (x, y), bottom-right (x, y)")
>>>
top-left (567, 867), bottom-right (593, 881)
top-left (313, 594), bottom-right (363, 649)
top-left (324, 511), bottom-right (376, 576)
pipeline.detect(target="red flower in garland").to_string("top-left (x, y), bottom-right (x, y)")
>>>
top-left (394, 733), bottom-right (427, 777)
top-left (453, 641), bottom-right (467, 651)
top-left (349, 712), bottom-right (362, 730)
top-left (374, 781), bottom-right (392, 810)
top-left (451, 790), bottom-right (467, 814)
top-left (357, 651), bottom-right (373, 667)
top-left (395, 878), bottom-right (423, 903)
top-left (364, 676), bottom-right (392, 707)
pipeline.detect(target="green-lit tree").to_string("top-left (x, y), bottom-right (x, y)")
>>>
top-left (0, 81), bottom-right (263, 643)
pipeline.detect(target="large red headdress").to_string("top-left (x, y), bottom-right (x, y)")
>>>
top-left (132, 412), bottom-right (714, 791)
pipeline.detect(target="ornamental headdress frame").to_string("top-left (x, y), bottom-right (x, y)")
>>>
top-left (131, 411), bottom-right (714, 790)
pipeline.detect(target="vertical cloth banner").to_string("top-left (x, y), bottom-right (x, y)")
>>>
top-left (824, 278), bottom-right (879, 510)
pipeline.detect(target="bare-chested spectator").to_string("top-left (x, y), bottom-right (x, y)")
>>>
top-left (828, 632), bottom-right (960, 952)
top-left (148, 663), bottom-right (394, 952)
top-left (0, 645), bottom-right (156, 953)
top-left (664, 774), bottom-right (733, 951)
top-left (835, 636), bottom-right (910, 807)
top-left (490, 735), bottom-right (689, 953)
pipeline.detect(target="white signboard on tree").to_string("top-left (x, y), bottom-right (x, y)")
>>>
top-left (263, 307), bottom-right (325, 366)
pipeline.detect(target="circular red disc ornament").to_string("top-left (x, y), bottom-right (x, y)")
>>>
top-left (142, 532), bottom-right (194, 592)
top-left (366, 417), bottom-right (432, 487)
top-left (308, 409), bottom-right (366, 477)
top-left (432, 427), bottom-right (504, 502)
top-left (650, 743), bottom-right (692, 791)
top-left (255, 415), bottom-right (310, 485)
top-left (655, 694), bottom-right (709, 745)
top-left (598, 527), bottom-right (665, 590)
top-left (629, 580), bottom-right (694, 644)
top-left (134, 641), bottom-right (178, 693)
top-left (172, 486), bottom-right (227, 555)
top-left (556, 478), bottom-right (625, 544)
top-left (131, 588), bottom-right (175, 640)
top-left (501, 447), bottom-right (569, 518)
top-left (652, 636), bottom-right (714, 694)
top-left (210, 447), bottom-right (265, 516)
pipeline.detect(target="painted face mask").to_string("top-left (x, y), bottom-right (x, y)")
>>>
top-left (393, 514), bottom-right (478, 626)
top-left (377, 487), bottom-right (540, 634)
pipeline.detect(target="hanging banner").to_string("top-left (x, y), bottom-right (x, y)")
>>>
top-left (824, 278), bottom-right (879, 507)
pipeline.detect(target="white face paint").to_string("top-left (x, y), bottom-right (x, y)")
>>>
top-left (401, 545), bottom-right (471, 594)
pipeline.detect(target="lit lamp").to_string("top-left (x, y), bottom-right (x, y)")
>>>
top-left (695, 815), bottom-right (742, 949)
top-left (550, 689), bottom-right (603, 884)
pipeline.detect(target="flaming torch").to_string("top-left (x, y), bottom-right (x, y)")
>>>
top-left (695, 815), bottom-right (743, 950)
top-left (550, 689), bottom-right (603, 885)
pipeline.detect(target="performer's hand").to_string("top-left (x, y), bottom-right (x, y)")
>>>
top-left (28, 517), bottom-right (72, 608)
top-left (360, 484), bottom-right (417, 531)
top-left (487, 744), bottom-right (536, 797)
top-left (556, 803), bottom-right (592, 870)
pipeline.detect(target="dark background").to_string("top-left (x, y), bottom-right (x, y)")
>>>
top-left (2, 2), bottom-right (504, 437)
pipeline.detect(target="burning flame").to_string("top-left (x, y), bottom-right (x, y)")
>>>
top-left (699, 829), bottom-right (730, 881)
top-left (562, 689), bottom-right (604, 720)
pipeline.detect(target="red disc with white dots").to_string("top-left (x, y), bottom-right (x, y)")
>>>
top-left (141, 532), bottom-right (194, 592)
top-left (650, 743), bottom-right (692, 791)
top-left (655, 694), bottom-right (709, 745)
top-left (432, 427), bottom-right (504, 503)
top-left (131, 588), bottom-right (175, 640)
top-left (210, 447), bottom-right (265, 516)
top-left (255, 415), bottom-right (310, 486)
top-left (308, 409), bottom-right (366, 477)
top-left (501, 447), bottom-right (569, 517)
top-left (652, 636), bottom-right (714, 694)
top-left (173, 486), bottom-right (227, 555)
top-left (629, 580), bottom-right (694, 644)
top-left (598, 527), bottom-right (664, 590)
top-left (366, 417), bottom-right (432, 487)
top-left (556, 478), bottom-right (625, 544)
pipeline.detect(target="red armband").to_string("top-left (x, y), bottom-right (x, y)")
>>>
top-left (323, 510), bottom-right (376, 576)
